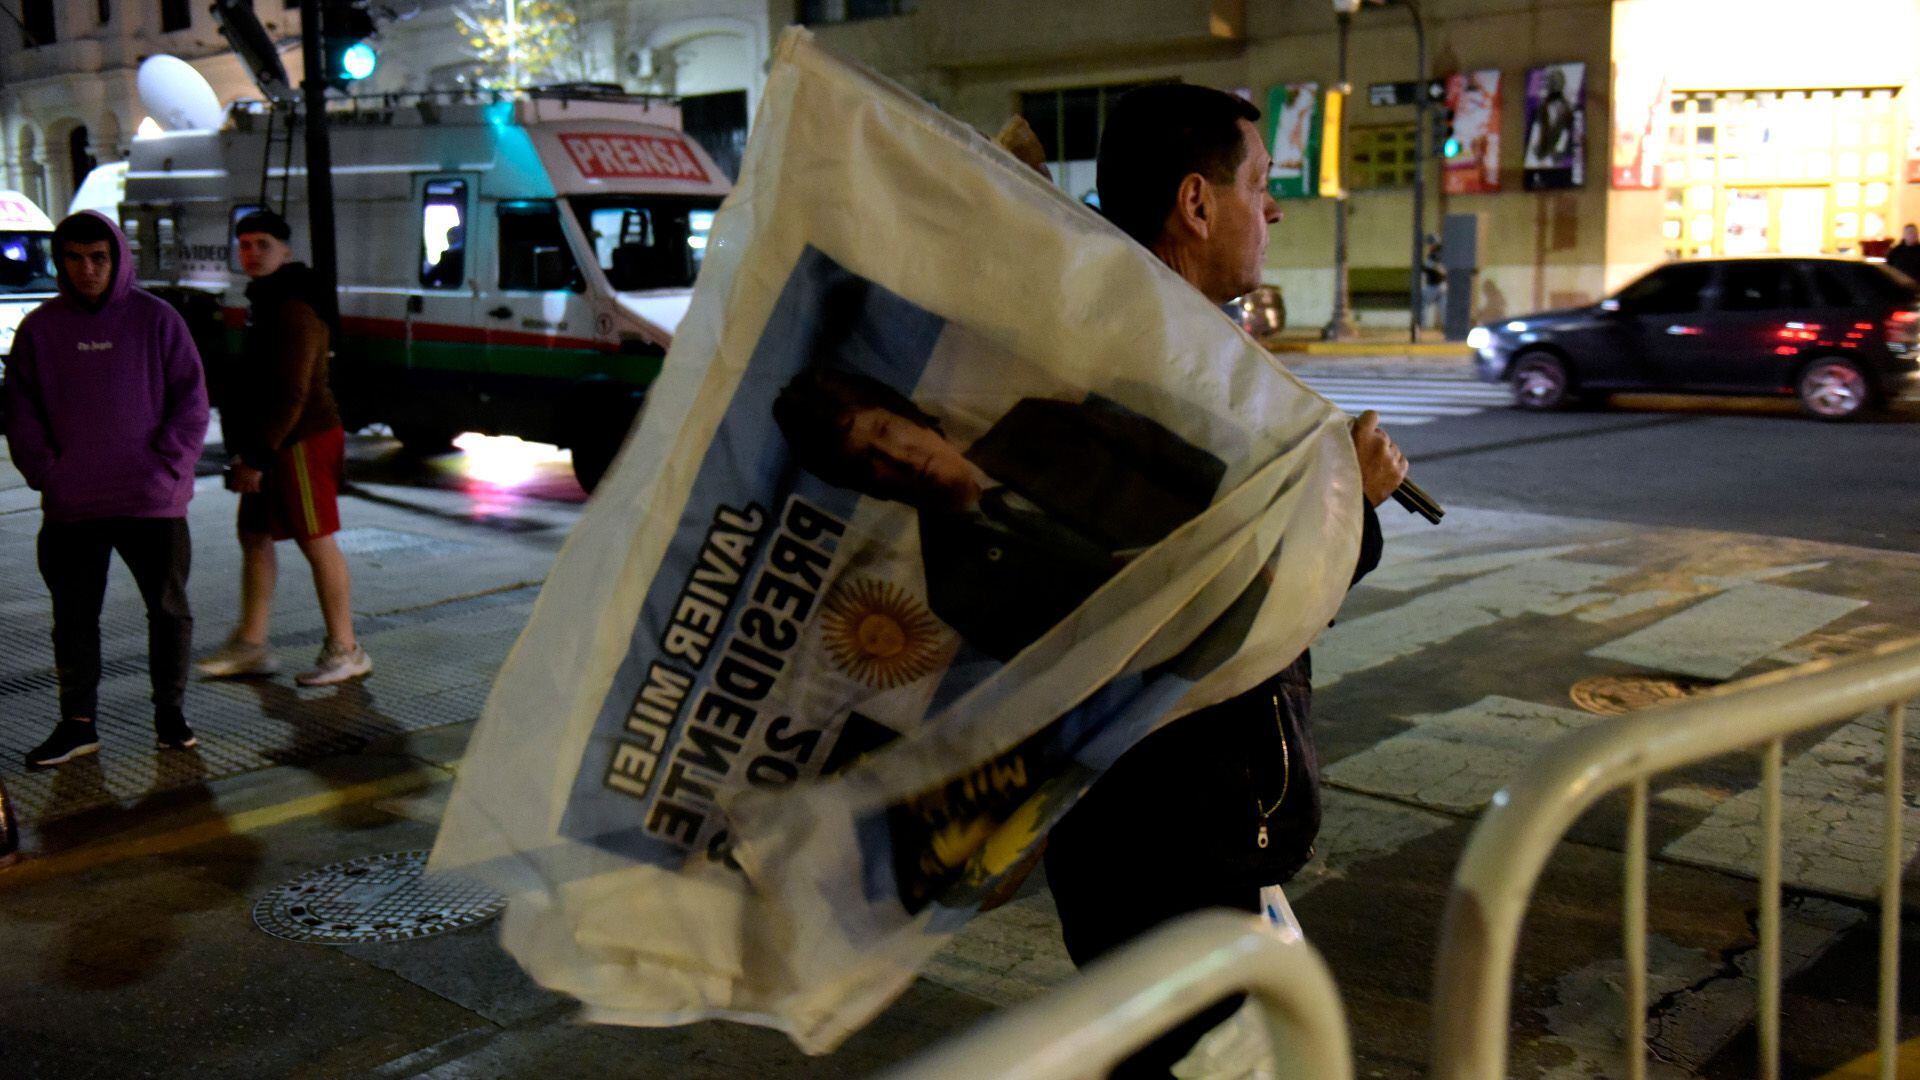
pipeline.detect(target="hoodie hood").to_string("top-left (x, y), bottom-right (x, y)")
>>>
top-left (52, 209), bottom-right (136, 310)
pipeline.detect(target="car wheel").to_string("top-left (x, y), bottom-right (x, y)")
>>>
top-left (1510, 354), bottom-right (1573, 411)
top-left (1796, 357), bottom-right (1876, 421)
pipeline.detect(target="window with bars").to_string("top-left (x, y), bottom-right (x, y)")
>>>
top-left (1017, 83), bottom-right (1160, 166)
top-left (1349, 124), bottom-right (1419, 189)
top-left (796, 0), bottom-right (914, 24)
top-left (21, 0), bottom-right (54, 46)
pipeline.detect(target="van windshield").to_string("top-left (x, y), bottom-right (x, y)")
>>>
top-left (0, 231), bottom-right (57, 294)
top-left (567, 196), bottom-right (721, 292)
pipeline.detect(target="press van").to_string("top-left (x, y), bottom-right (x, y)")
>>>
top-left (120, 88), bottom-right (730, 489)
top-left (0, 191), bottom-right (60, 370)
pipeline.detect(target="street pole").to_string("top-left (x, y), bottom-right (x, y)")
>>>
top-left (1406, 0), bottom-right (1427, 344)
top-left (1323, 6), bottom-right (1358, 341)
top-left (505, 0), bottom-right (520, 88)
top-left (299, 0), bottom-right (339, 325)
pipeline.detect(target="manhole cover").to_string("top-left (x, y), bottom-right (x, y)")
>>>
top-left (253, 850), bottom-right (505, 945)
top-left (1570, 674), bottom-right (1719, 716)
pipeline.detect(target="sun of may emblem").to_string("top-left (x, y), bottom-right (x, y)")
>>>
top-left (819, 578), bottom-right (948, 689)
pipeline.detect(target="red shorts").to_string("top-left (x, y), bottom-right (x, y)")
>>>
top-left (238, 427), bottom-right (345, 541)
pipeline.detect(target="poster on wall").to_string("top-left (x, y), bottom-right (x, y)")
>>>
top-left (1522, 62), bottom-right (1585, 191)
top-left (1268, 82), bottom-right (1323, 199)
top-left (1442, 70), bottom-right (1502, 194)
top-left (1610, 66), bottom-right (1666, 190)
top-left (1906, 109), bottom-right (1920, 183)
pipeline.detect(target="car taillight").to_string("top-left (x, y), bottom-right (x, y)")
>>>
top-left (1887, 308), bottom-right (1920, 341)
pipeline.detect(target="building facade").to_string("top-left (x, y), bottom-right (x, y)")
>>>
top-left (0, 0), bottom-right (770, 213)
top-left (778, 0), bottom-right (1920, 328)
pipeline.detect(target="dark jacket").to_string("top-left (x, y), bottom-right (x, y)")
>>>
top-left (1, 211), bottom-right (208, 521)
top-left (229, 262), bottom-right (340, 466)
top-left (1888, 242), bottom-right (1920, 285)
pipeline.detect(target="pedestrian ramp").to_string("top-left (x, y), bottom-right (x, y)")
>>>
top-left (883, 638), bottom-right (1920, 1080)
top-left (1297, 374), bottom-right (1512, 426)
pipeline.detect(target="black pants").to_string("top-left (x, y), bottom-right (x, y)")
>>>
top-left (38, 517), bottom-right (193, 724)
top-left (1045, 655), bottom-right (1319, 1080)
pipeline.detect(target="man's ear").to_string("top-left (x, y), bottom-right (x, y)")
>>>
top-left (1168, 172), bottom-right (1212, 241)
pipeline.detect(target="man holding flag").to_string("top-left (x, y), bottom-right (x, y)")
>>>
top-left (1006, 85), bottom-right (1408, 1077)
top-left (430, 33), bottom-right (1414, 1064)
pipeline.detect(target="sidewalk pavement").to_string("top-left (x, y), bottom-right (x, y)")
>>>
top-left (1263, 328), bottom-right (1480, 380)
top-left (0, 432), bottom-right (572, 839)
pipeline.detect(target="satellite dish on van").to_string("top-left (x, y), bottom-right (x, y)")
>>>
top-left (137, 55), bottom-right (224, 133)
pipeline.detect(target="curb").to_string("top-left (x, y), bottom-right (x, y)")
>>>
top-left (1267, 340), bottom-right (1470, 357)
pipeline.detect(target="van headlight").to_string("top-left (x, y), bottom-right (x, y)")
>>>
top-left (1466, 327), bottom-right (1492, 351)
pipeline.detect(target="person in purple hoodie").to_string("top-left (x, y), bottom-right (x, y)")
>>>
top-left (2, 210), bottom-right (209, 767)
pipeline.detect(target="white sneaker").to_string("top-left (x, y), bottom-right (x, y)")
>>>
top-left (196, 636), bottom-right (279, 678)
top-left (296, 642), bottom-right (372, 686)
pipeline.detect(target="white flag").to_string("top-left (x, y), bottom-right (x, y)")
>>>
top-left (430, 28), bottom-right (1365, 1054)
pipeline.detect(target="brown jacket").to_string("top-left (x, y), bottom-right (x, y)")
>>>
top-left (230, 262), bottom-right (340, 465)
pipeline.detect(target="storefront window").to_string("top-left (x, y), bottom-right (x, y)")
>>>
top-left (1660, 86), bottom-right (1903, 259)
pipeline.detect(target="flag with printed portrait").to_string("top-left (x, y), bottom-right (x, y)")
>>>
top-left (430, 28), bottom-right (1365, 1054)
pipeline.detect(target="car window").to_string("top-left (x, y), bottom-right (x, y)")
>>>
top-left (1616, 263), bottom-right (1713, 315)
top-left (1719, 264), bottom-right (1811, 311)
top-left (1807, 266), bottom-right (1855, 307)
top-left (1847, 263), bottom-right (1917, 303)
top-left (1807, 262), bottom-right (1917, 308)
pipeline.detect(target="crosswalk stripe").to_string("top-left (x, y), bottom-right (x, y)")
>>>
top-left (1307, 383), bottom-right (1510, 401)
top-left (1288, 372), bottom-right (1516, 425)
top-left (1320, 398), bottom-right (1490, 415)
top-left (1310, 379), bottom-right (1506, 392)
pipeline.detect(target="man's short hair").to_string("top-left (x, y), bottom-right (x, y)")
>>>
top-left (234, 210), bottom-right (292, 242)
top-left (772, 366), bottom-right (940, 497)
top-left (1096, 84), bottom-right (1262, 248)
top-left (52, 211), bottom-right (116, 252)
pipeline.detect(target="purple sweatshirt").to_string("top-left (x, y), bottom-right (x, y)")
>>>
top-left (2, 211), bottom-right (209, 522)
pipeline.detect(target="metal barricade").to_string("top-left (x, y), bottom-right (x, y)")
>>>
top-left (877, 910), bottom-right (1353, 1080)
top-left (1431, 638), bottom-right (1920, 1080)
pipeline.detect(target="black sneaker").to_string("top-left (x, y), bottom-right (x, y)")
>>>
top-left (155, 714), bottom-right (198, 750)
top-left (25, 720), bottom-right (100, 768)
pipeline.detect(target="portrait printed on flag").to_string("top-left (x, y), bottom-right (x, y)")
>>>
top-left (768, 278), bottom-right (1233, 912)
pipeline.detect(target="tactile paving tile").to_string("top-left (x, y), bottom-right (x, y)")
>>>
top-left (0, 603), bottom-right (524, 826)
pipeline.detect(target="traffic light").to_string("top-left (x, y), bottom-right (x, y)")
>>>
top-left (1435, 107), bottom-right (1462, 159)
top-left (322, 0), bottom-right (378, 85)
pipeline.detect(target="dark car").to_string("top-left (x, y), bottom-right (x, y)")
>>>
top-left (1469, 257), bottom-right (1920, 420)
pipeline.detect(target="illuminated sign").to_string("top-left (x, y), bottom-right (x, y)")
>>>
top-left (0, 192), bottom-right (53, 230)
top-left (560, 133), bottom-right (710, 183)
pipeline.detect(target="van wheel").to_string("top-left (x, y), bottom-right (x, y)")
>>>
top-left (1510, 353), bottom-right (1574, 411)
top-left (569, 428), bottom-right (623, 493)
top-left (569, 409), bottom-right (643, 493)
top-left (392, 423), bottom-right (462, 457)
top-left (1797, 357), bottom-right (1876, 420)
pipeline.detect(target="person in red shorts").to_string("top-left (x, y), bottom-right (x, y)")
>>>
top-left (196, 211), bottom-right (371, 686)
